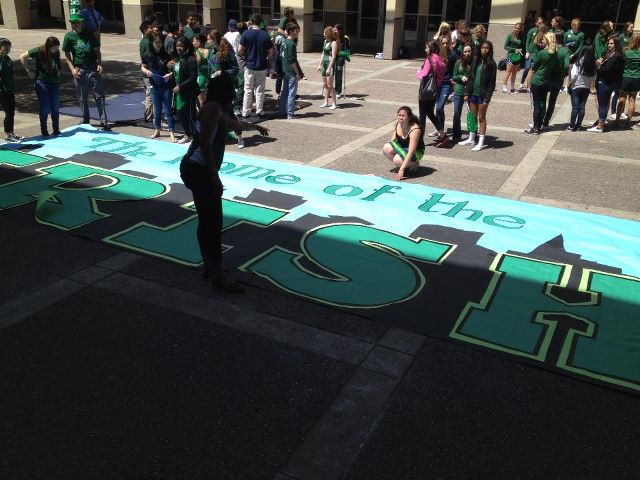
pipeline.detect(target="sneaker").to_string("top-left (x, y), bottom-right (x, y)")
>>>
top-left (328, 104), bottom-right (337, 110)
top-left (523, 128), bottom-right (540, 135)
top-left (620, 113), bottom-right (628, 120)
top-left (336, 92), bottom-right (344, 99)
top-left (609, 113), bottom-right (617, 120)
top-left (519, 83), bottom-right (525, 90)
top-left (566, 125), bottom-right (574, 131)
top-left (5, 133), bottom-right (24, 142)
top-left (458, 137), bottom-right (475, 146)
top-left (471, 144), bottom-right (487, 151)
top-left (237, 138), bottom-right (245, 149)
top-left (587, 126), bottom-right (603, 133)
top-left (528, 123), bottom-right (533, 128)
top-left (52, 130), bottom-right (61, 136)
top-left (502, 85), bottom-right (508, 93)
top-left (99, 122), bottom-right (111, 131)
top-left (428, 129), bottom-right (439, 137)
top-left (177, 135), bottom-right (192, 144)
top-left (319, 102), bottom-right (329, 108)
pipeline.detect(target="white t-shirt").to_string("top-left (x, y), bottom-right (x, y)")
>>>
top-left (223, 31), bottom-right (241, 54)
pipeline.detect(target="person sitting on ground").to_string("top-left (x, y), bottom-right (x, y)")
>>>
top-left (382, 106), bottom-right (425, 181)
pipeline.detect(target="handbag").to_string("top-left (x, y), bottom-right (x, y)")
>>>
top-left (498, 58), bottom-right (508, 71)
top-left (419, 57), bottom-right (438, 101)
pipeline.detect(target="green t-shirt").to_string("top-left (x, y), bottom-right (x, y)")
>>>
top-left (28, 47), bottom-right (60, 83)
top-left (281, 38), bottom-right (298, 77)
top-left (62, 30), bottom-right (99, 67)
top-left (452, 59), bottom-right (470, 96)
top-left (472, 64), bottom-right (483, 96)
top-left (0, 54), bottom-right (14, 94)
top-left (619, 33), bottom-right (631, 49)
top-left (564, 30), bottom-right (584, 58)
top-left (594, 32), bottom-right (608, 59)
top-left (623, 49), bottom-right (640, 79)
top-left (183, 25), bottom-right (199, 41)
top-left (525, 27), bottom-right (537, 54)
top-left (531, 49), bottom-right (559, 86)
top-left (550, 46), bottom-right (569, 84)
top-left (504, 33), bottom-right (523, 63)
top-left (139, 37), bottom-right (150, 61)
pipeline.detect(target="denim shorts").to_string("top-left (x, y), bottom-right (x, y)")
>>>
top-left (468, 95), bottom-right (490, 105)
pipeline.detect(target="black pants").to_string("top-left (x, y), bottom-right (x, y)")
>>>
top-left (543, 83), bottom-right (561, 126)
top-left (180, 159), bottom-right (223, 271)
top-left (530, 83), bottom-right (550, 130)
top-left (179, 95), bottom-right (198, 137)
top-left (418, 99), bottom-right (438, 133)
top-left (0, 91), bottom-right (16, 134)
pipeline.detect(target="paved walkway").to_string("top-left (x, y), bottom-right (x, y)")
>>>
top-left (1, 28), bottom-right (639, 479)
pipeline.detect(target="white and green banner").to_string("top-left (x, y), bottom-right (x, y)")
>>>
top-left (1, 126), bottom-right (639, 393)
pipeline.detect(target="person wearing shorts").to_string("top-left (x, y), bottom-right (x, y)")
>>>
top-left (382, 106), bottom-right (425, 181)
top-left (614, 34), bottom-right (640, 128)
top-left (318, 26), bottom-right (338, 109)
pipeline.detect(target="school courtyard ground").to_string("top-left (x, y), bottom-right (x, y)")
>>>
top-left (1, 27), bottom-right (639, 479)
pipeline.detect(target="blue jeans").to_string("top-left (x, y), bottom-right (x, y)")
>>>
top-left (596, 80), bottom-right (613, 122)
top-left (520, 57), bottom-right (532, 84)
top-left (150, 84), bottom-right (174, 131)
top-left (279, 75), bottom-right (298, 118)
top-left (435, 82), bottom-right (452, 132)
top-left (34, 79), bottom-right (60, 133)
top-left (452, 94), bottom-right (464, 140)
top-left (74, 67), bottom-right (106, 124)
top-left (569, 87), bottom-right (589, 128)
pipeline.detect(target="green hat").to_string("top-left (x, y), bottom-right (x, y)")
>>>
top-left (69, 0), bottom-right (84, 22)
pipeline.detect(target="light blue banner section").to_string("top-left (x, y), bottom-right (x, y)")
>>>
top-left (14, 125), bottom-right (640, 277)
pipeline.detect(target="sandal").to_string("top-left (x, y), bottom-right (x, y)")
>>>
top-left (150, 130), bottom-right (160, 139)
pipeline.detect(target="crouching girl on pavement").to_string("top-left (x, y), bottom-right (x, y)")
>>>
top-left (382, 106), bottom-right (425, 181)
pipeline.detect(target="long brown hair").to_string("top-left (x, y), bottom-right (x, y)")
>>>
top-left (39, 36), bottom-right (60, 74)
top-left (628, 33), bottom-right (640, 51)
top-left (216, 37), bottom-right (232, 62)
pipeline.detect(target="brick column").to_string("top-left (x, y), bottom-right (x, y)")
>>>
top-left (284, 0), bottom-right (313, 53)
top-left (121, 0), bottom-right (154, 38)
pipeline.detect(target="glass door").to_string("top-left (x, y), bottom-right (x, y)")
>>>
top-left (358, 0), bottom-right (386, 46)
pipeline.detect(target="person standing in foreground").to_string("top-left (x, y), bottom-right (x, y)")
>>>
top-left (460, 41), bottom-right (496, 151)
top-left (279, 23), bottom-right (302, 120)
top-left (542, 30), bottom-right (569, 128)
top-left (452, 44), bottom-right (473, 143)
top-left (238, 14), bottom-right (273, 118)
top-left (318, 26), bottom-right (339, 109)
top-left (589, 36), bottom-right (624, 133)
top-left (567, 44), bottom-right (596, 131)
top-left (0, 38), bottom-right (24, 142)
top-left (334, 24), bottom-right (350, 98)
top-left (180, 73), bottom-right (269, 292)
top-left (62, 10), bottom-right (110, 130)
top-left (19, 36), bottom-right (62, 137)
top-left (614, 33), bottom-right (640, 129)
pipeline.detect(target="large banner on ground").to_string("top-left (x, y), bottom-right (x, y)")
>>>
top-left (1, 126), bottom-right (639, 394)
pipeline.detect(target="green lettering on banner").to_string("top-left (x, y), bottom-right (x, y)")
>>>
top-left (0, 162), bottom-right (166, 230)
top-left (0, 150), bottom-right (47, 167)
top-left (242, 224), bottom-right (454, 308)
top-left (105, 199), bottom-right (288, 265)
top-left (557, 270), bottom-right (640, 391)
top-left (451, 254), bottom-right (640, 391)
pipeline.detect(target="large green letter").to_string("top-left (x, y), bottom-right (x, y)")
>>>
top-left (0, 150), bottom-right (47, 167)
top-left (451, 254), bottom-right (640, 391)
top-left (0, 162), bottom-right (166, 230)
top-left (242, 224), bottom-right (453, 308)
top-left (105, 199), bottom-right (288, 265)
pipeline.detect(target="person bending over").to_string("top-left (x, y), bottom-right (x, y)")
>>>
top-left (382, 106), bottom-right (425, 181)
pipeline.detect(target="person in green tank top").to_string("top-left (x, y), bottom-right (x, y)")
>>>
top-left (502, 22), bottom-right (524, 93)
top-left (193, 33), bottom-right (214, 106)
top-left (0, 37), bottom-right (24, 142)
top-left (317, 26), bottom-right (338, 109)
top-left (614, 33), bottom-right (640, 128)
top-left (19, 36), bottom-right (62, 136)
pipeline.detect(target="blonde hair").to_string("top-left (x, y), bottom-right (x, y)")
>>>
top-left (629, 33), bottom-right (640, 51)
top-left (544, 32), bottom-right (557, 54)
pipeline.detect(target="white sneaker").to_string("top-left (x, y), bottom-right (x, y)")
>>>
top-left (609, 113), bottom-right (617, 120)
top-left (528, 123), bottom-right (533, 128)
top-left (587, 126), bottom-right (603, 133)
top-left (336, 92), bottom-right (344, 99)
top-left (177, 135), bottom-right (191, 144)
top-left (328, 104), bottom-right (337, 110)
top-left (458, 138), bottom-right (475, 146)
top-left (472, 144), bottom-right (487, 151)
top-left (428, 129), bottom-right (439, 137)
top-left (502, 85), bottom-right (508, 93)
top-left (519, 83), bottom-right (525, 90)
top-left (620, 113), bottom-right (628, 120)
top-left (319, 102), bottom-right (329, 108)
top-left (237, 138), bottom-right (245, 149)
